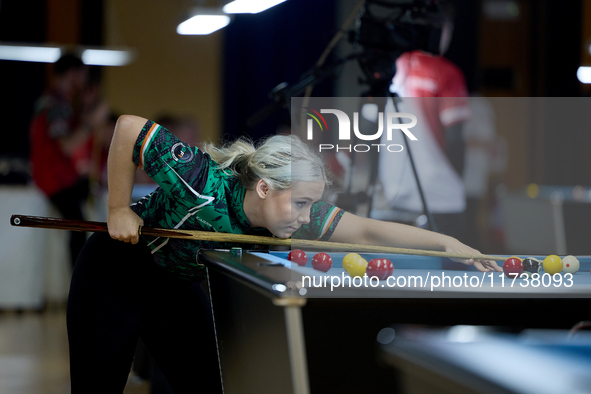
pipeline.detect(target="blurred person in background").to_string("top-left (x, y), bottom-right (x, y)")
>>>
top-left (92, 112), bottom-right (118, 189)
top-left (29, 53), bottom-right (109, 267)
top-left (83, 68), bottom-right (112, 191)
top-left (377, 3), bottom-right (470, 246)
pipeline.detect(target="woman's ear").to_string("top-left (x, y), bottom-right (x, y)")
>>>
top-left (254, 179), bottom-right (270, 199)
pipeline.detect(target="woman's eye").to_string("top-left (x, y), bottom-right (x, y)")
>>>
top-left (295, 201), bottom-right (306, 208)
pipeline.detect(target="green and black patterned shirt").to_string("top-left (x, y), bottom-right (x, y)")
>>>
top-left (131, 120), bottom-right (345, 280)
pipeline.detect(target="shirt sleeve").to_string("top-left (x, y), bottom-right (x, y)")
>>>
top-left (132, 120), bottom-right (210, 204)
top-left (293, 201), bottom-right (345, 241)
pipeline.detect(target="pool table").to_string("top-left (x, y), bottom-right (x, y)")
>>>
top-left (378, 326), bottom-right (591, 394)
top-left (198, 250), bottom-right (591, 394)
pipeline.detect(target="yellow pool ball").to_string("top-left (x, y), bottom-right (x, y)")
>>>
top-left (342, 253), bottom-right (361, 273)
top-left (348, 258), bottom-right (368, 278)
top-left (342, 253), bottom-right (368, 278)
top-left (543, 255), bottom-right (563, 275)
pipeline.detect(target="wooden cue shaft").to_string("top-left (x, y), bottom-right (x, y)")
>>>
top-left (10, 214), bottom-right (506, 261)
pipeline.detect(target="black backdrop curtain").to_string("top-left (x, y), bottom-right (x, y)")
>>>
top-left (222, 0), bottom-right (338, 142)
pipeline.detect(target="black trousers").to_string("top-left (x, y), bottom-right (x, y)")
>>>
top-left (49, 178), bottom-right (89, 267)
top-left (67, 233), bottom-right (223, 394)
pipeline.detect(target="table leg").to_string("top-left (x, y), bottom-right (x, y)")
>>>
top-left (283, 304), bottom-right (310, 394)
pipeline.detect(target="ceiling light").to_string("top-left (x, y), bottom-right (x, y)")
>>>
top-left (0, 43), bottom-right (135, 66)
top-left (577, 66), bottom-right (591, 84)
top-left (0, 44), bottom-right (61, 63)
top-left (223, 0), bottom-right (287, 14)
top-left (81, 49), bottom-right (135, 66)
top-left (177, 9), bottom-right (231, 35)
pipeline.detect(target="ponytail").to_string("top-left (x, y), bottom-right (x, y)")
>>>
top-left (203, 135), bottom-right (329, 190)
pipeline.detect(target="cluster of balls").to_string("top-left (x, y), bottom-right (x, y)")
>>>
top-left (502, 255), bottom-right (580, 278)
top-left (287, 250), bottom-right (394, 279)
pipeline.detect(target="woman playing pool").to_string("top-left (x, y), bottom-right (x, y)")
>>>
top-left (67, 115), bottom-right (501, 393)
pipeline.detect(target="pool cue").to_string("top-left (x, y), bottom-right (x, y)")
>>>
top-left (10, 214), bottom-right (506, 261)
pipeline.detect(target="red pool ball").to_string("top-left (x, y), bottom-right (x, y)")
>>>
top-left (386, 260), bottom-right (394, 277)
top-left (367, 258), bottom-right (391, 280)
top-left (287, 249), bottom-right (307, 266)
top-left (503, 257), bottom-right (524, 278)
top-left (312, 252), bottom-right (332, 272)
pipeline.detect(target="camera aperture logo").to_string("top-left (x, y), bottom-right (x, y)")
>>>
top-left (303, 108), bottom-right (418, 153)
top-left (302, 107), bottom-right (329, 132)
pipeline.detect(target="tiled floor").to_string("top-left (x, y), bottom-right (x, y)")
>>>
top-left (0, 309), bottom-right (149, 394)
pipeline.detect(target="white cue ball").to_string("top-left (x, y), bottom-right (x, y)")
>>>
top-left (562, 255), bottom-right (580, 274)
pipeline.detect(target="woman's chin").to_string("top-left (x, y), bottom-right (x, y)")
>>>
top-left (272, 229), bottom-right (294, 239)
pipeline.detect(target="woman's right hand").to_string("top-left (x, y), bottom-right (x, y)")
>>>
top-left (108, 207), bottom-right (144, 244)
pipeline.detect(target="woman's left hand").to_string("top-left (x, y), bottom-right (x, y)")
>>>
top-left (443, 237), bottom-right (503, 272)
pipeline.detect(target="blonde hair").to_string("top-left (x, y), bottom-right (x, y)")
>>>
top-left (203, 134), bottom-right (329, 190)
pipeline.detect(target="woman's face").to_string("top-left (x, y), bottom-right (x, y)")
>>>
top-left (261, 181), bottom-right (325, 238)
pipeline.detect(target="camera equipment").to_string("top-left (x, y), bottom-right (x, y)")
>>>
top-left (248, 0), bottom-right (449, 124)
top-left (247, 0), bottom-right (449, 231)
top-left (344, 0), bottom-right (447, 231)
top-left (351, 0), bottom-right (447, 91)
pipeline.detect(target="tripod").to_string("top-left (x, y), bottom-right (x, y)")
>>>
top-left (344, 87), bottom-right (438, 232)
